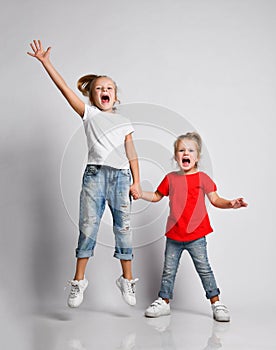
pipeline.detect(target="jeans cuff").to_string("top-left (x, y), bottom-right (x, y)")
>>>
top-left (75, 249), bottom-right (94, 258)
top-left (206, 288), bottom-right (220, 299)
top-left (158, 292), bottom-right (172, 300)
top-left (113, 253), bottom-right (133, 260)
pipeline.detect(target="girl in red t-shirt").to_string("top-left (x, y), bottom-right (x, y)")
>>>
top-left (133, 132), bottom-right (247, 321)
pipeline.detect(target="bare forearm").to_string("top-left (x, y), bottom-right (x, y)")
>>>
top-left (141, 191), bottom-right (163, 202)
top-left (41, 60), bottom-right (84, 115)
top-left (209, 192), bottom-right (248, 209)
top-left (129, 158), bottom-right (140, 184)
top-left (125, 135), bottom-right (140, 184)
top-left (212, 197), bottom-right (233, 209)
top-left (42, 60), bottom-right (68, 93)
top-left (28, 40), bottom-right (84, 116)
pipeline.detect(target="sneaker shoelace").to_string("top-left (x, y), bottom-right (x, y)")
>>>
top-left (125, 278), bottom-right (139, 294)
top-left (67, 281), bottom-right (80, 298)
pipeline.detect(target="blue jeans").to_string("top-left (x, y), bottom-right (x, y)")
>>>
top-left (159, 237), bottom-right (220, 300)
top-left (76, 165), bottom-right (133, 260)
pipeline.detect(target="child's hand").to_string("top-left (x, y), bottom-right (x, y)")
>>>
top-left (27, 39), bottom-right (51, 63)
top-left (130, 183), bottom-right (142, 200)
top-left (230, 198), bottom-right (248, 209)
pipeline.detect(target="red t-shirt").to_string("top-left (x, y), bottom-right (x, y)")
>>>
top-left (157, 171), bottom-right (217, 242)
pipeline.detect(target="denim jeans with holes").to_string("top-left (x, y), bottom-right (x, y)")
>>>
top-left (158, 237), bottom-right (220, 300)
top-left (76, 165), bottom-right (133, 260)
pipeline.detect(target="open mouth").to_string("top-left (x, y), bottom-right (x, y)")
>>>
top-left (101, 95), bottom-right (110, 103)
top-left (182, 158), bottom-right (190, 166)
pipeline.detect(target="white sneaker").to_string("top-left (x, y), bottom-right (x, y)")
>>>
top-left (116, 275), bottom-right (138, 306)
top-left (212, 301), bottom-right (230, 322)
top-left (145, 298), bottom-right (171, 318)
top-left (67, 278), bottom-right (88, 308)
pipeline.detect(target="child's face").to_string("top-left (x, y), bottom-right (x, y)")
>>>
top-left (175, 139), bottom-right (199, 174)
top-left (91, 77), bottom-right (117, 112)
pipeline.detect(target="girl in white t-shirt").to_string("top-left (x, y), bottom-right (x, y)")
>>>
top-left (28, 40), bottom-right (141, 308)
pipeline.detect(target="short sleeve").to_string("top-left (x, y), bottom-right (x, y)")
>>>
top-left (157, 175), bottom-right (169, 196)
top-left (201, 173), bottom-right (217, 194)
top-left (118, 113), bottom-right (134, 136)
top-left (123, 122), bottom-right (134, 136)
top-left (83, 104), bottom-right (100, 121)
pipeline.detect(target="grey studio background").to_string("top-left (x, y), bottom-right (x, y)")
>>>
top-left (1, 0), bottom-right (275, 349)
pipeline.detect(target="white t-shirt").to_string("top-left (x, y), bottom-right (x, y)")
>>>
top-left (83, 104), bottom-right (134, 169)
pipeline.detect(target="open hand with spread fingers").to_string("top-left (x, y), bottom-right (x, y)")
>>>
top-left (27, 39), bottom-right (51, 63)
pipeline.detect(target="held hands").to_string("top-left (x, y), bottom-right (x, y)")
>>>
top-left (27, 39), bottom-right (51, 63)
top-left (130, 183), bottom-right (142, 200)
top-left (230, 198), bottom-right (248, 209)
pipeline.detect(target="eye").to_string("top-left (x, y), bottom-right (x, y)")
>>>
top-left (107, 86), bottom-right (113, 90)
top-left (189, 149), bottom-right (195, 153)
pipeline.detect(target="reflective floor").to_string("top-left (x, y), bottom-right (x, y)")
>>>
top-left (12, 302), bottom-right (276, 350)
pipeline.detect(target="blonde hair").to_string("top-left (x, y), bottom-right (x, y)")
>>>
top-left (174, 132), bottom-right (202, 167)
top-left (77, 74), bottom-right (119, 108)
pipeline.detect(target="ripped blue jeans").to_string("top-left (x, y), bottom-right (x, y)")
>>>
top-left (159, 237), bottom-right (220, 300)
top-left (76, 165), bottom-right (133, 260)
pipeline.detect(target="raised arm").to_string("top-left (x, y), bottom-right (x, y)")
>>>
top-left (27, 40), bottom-right (85, 117)
top-left (207, 191), bottom-right (248, 209)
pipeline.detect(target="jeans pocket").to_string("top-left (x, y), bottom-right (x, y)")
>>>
top-left (85, 164), bottom-right (101, 176)
top-left (120, 169), bottom-right (131, 177)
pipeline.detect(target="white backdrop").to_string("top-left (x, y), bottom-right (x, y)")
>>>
top-left (1, 0), bottom-right (275, 347)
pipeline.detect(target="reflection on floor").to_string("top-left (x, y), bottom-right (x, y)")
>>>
top-left (26, 303), bottom-right (276, 350)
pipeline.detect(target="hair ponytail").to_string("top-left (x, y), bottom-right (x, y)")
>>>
top-left (77, 74), bottom-right (99, 97)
